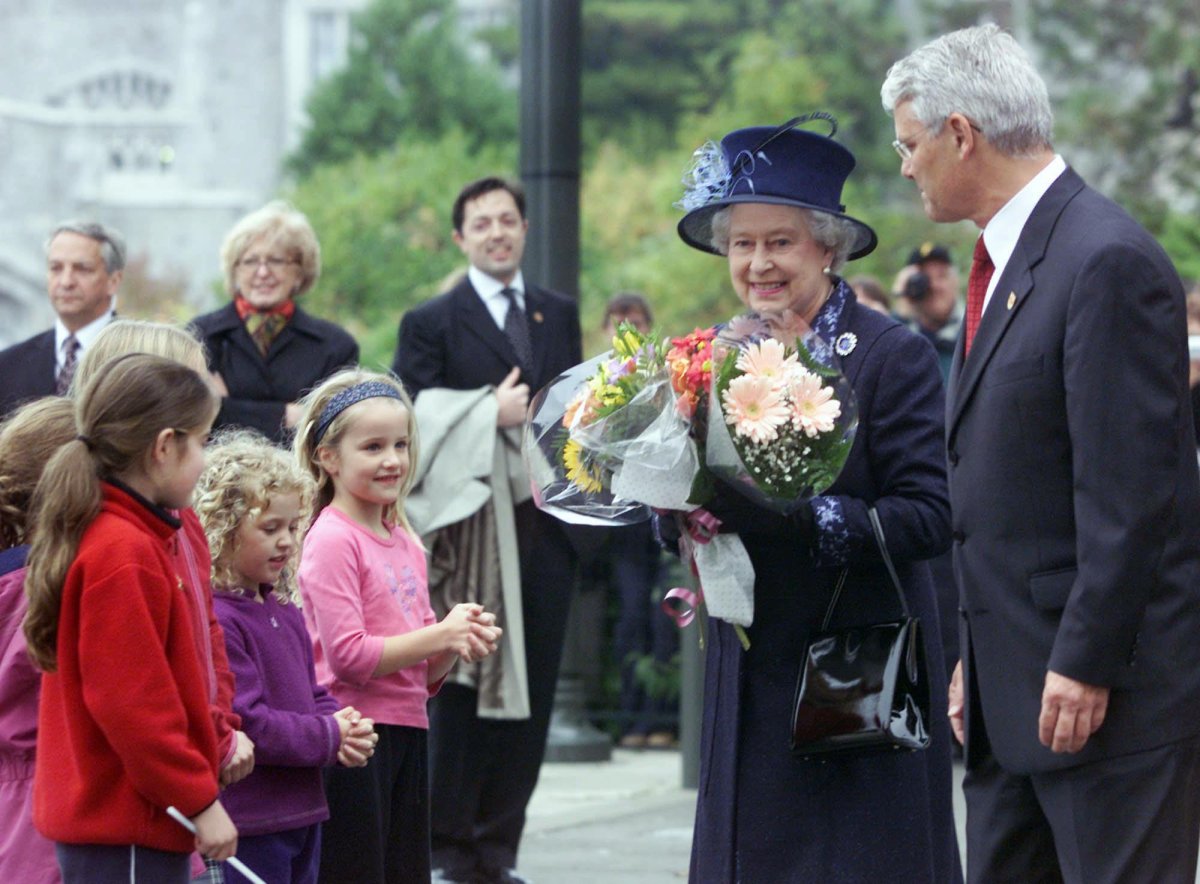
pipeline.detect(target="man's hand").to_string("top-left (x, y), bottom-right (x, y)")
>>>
top-left (1038, 670), bottom-right (1109, 753)
top-left (947, 659), bottom-right (965, 746)
top-left (495, 366), bottom-right (530, 428)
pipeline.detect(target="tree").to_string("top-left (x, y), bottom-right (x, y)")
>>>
top-left (288, 130), bottom-right (515, 368)
top-left (286, 0), bottom-right (517, 179)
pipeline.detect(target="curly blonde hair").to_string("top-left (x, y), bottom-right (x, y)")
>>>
top-left (193, 430), bottom-right (315, 604)
top-left (292, 367), bottom-right (419, 538)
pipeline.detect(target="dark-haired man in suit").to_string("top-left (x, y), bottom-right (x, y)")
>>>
top-left (393, 177), bottom-right (580, 884)
top-left (0, 221), bottom-right (124, 416)
top-left (884, 24), bottom-right (1200, 883)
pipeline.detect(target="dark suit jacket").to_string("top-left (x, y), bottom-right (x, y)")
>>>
top-left (391, 274), bottom-right (582, 585)
top-left (392, 278), bottom-right (581, 398)
top-left (948, 167), bottom-right (1200, 774)
top-left (191, 302), bottom-right (359, 443)
top-left (0, 330), bottom-right (57, 417)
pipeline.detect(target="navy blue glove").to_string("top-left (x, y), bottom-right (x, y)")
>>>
top-left (703, 479), bottom-right (816, 541)
top-left (651, 510), bottom-right (683, 556)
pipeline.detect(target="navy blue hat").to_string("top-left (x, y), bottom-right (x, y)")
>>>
top-left (676, 114), bottom-right (877, 260)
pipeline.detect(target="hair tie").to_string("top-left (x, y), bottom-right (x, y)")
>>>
top-left (314, 381), bottom-right (404, 444)
top-left (76, 434), bottom-right (94, 451)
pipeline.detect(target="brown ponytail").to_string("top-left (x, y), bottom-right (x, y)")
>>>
top-left (23, 353), bottom-right (217, 671)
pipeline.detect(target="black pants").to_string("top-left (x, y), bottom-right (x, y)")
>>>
top-left (318, 724), bottom-right (429, 884)
top-left (429, 505), bottom-right (573, 878)
top-left (964, 732), bottom-right (1200, 883)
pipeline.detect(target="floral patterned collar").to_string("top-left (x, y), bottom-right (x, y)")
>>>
top-left (811, 278), bottom-right (852, 345)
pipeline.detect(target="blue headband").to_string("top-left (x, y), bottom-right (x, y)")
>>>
top-left (314, 381), bottom-right (404, 444)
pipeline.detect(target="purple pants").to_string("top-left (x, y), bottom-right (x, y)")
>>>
top-left (224, 824), bottom-right (321, 884)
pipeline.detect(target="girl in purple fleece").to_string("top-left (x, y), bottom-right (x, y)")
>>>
top-left (194, 431), bottom-right (378, 884)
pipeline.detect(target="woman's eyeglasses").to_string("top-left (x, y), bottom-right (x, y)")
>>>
top-left (238, 255), bottom-right (297, 271)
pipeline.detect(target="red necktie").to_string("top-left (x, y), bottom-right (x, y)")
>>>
top-left (964, 235), bottom-right (994, 357)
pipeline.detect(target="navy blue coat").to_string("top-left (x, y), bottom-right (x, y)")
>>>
top-left (690, 286), bottom-right (962, 883)
top-left (191, 302), bottom-right (358, 444)
top-left (948, 168), bottom-right (1200, 774)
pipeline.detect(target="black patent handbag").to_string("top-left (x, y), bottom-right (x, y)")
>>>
top-left (790, 508), bottom-right (931, 757)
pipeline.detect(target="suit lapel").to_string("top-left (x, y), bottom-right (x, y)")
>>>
top-left (524, 285), bottom-right (551, 384)
top-left (456, 282), bottom-right (521, 371)
top-left (947, 255), bottom-right (1034, 433)
top-left (36, 331), bottom-right (57, 391)
top-left (947, 168), bottom-right (1086, 437)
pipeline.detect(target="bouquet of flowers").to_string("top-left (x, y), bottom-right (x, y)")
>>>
top-left (704, 316), bottom-right (857, 510)
top-left (524, 322), bottom-right (695, 525)
top-left (523, 312), bottom-right (857, 633)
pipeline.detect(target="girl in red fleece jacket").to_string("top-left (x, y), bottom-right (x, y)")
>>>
top-left (24, 353), bottom-right (238, 884)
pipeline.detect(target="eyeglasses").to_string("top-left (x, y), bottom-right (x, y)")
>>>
top-left (237, 255), bottom-right (297, 272)
top-left (891, 135), bottom-right (921, 162)
top-left (892, 118), bottom-right (983, 161)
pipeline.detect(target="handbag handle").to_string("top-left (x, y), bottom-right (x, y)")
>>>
top-left (819, 507), bottom-right (910, 630)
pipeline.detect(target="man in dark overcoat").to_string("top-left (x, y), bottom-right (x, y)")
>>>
top-left (393, 176), bottom-right (581, 884)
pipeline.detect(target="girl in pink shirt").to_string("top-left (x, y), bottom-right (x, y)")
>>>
top-left (294, 369), bottom-right (501, 884)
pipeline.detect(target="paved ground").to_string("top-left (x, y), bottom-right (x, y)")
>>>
top-left (517, 749), bottom-right (971, 883)
top-left (517, 749), bottom-right (695, 882)
top-left (518, 750), bottom-right (1200, 883)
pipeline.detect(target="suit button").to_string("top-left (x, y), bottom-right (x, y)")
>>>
top-left (948, 450), bottom-right (959, 466)
top-left (952, 530), bottom-right (965, 544)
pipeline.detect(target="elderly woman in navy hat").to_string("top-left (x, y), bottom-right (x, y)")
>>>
top-left (676, 116), bottom-right (963, 883)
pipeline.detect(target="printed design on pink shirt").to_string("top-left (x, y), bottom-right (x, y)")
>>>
top-left (384, 562), bottom-right (421, 615)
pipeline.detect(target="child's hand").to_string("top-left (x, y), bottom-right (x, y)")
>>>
top-left (334, 707), bottom-right (377, 767)
top-left (219, 730), bottom-right (255, 787)
top-left (338, 715), bottom-right (378, 768)
top-left (192, 800), bottom-right (238, 861)
top-left (441, 603), bottom-right (502, 663)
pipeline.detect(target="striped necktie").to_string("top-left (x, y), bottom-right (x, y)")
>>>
top-left (501, 287), bottom-right (533, 375)
top-left (56, 334), bottom-right (79, 395)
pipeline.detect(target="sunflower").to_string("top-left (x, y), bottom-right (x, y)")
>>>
top-left (562, 439), bottom-right (605, 493)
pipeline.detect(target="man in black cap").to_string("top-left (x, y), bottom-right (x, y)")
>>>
top-left (895, 242), bottom-right (963, 382)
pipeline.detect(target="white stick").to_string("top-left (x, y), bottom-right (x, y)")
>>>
top-left (165, 806), bottom-right (267, 884)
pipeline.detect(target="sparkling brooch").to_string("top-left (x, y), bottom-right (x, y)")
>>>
top-left (834, 332), bottom-right (858, 357)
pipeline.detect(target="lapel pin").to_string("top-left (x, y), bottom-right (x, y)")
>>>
top-left (532, 311), bottom-right (544, 323)
top-left (1006, 292), bottom-right (1016, 310)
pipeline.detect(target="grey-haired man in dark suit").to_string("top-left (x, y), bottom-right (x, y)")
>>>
top-left (0, 221), bottom-right (124, 416)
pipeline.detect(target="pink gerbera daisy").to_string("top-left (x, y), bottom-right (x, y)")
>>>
top-left (789, 369), bottom-right (841, 437)
top-left (722, 375), bottom-right (790, 444)
top-left (735, 338), bottom-right (796, 381)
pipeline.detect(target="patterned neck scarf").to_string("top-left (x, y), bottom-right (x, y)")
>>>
top-left (235, 294), bottom-right (296, 356)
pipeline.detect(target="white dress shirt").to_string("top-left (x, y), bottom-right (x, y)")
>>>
top-left (979, 154), bottom-right (1067, 315)
top-left (468, 265), bottom-right (526, 331)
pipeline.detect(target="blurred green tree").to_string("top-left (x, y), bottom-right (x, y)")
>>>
top-left (286, 0), bottom-right (517, 179)
top-left (288, 130), bottom-right (516, 368)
